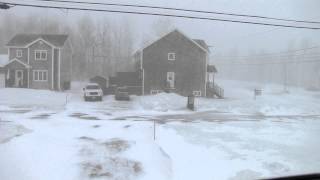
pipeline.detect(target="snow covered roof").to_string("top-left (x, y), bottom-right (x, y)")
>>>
top-left (7, 34), bottom-right (68, 47)
top-left (0, 54), bottom-right (8, 67)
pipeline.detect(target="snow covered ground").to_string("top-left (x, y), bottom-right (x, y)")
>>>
top-left (0, 80), bottom-right (320, 180)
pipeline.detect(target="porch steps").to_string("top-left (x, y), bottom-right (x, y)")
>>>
top-left (213, 84), bottom-right (224, 99)
top-left (206, 83), bottom-right (224, 99)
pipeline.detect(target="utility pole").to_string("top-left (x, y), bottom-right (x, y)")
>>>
top-left (282, 52), bottom-right (290, 93)
top-left (153, 119), bottom-right (156, 141)
top-left (283, 60), bottom-right (288, 92)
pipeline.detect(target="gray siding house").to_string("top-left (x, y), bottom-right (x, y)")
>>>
top-left (4, 34), bottom-right (72, 90)
top-left (135, 29), bottom-right (223, 98)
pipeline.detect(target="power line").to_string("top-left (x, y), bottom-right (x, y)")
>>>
top-left (2, 1), bottom-right (320, 30)
top-left (217, 53), bottom-right (320, 63)
top-left (212, 45), bottom-right (320, 59)
top-left (24, 0), bottom-right (320, 25)
top-left (215, 57), bottom-right (320, 66)
top-left (213, 52), bottom-right (320, 61)
top-left (213, 53), bottom-right (320, 63)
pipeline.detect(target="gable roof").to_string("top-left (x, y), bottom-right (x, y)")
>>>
top-left (207, 65), bottom-right (217, 73)
top-left (193, 39), bottom-right (210, 52)
top-left (4, 58), bottom-right (31, 68)
top-left (7, 34), bottom-right (68, 47)
top-left (140, 29), bottom-right (209, 53)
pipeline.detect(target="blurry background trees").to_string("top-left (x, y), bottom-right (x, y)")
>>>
top-left (0, 12), bottom-right (319, 89)
top-left (0, 13), bottom-right (135, 80)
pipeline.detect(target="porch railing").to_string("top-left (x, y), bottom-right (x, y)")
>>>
top-left (206, 82), bottom-right (224, 99)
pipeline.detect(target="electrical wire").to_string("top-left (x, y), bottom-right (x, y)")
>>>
top-left (23, 0), bottom-right (320, 25)
top-left (1, 1), bottom-right (320, 30)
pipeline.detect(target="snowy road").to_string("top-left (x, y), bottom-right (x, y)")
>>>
top-left (1, 80), bottom-right (320, 180)
top-left (1, 105), bottom-right (320, 180)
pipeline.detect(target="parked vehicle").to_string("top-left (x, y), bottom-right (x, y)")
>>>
top-left (115, 87), bottom-right (130, 101)
top-left (89, 76), bottom-right (107, 95)
top-left (83, 83), bottom-right (103, 101)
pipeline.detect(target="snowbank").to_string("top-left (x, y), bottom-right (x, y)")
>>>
top-left (210, 79), bottom-right (320, 116)
top-left (0, 79), bottom-right (319, 116)
top-left (132, 93), bottom-right (187, 112)
top-left (1, 80), bottom-right (320, 180)
top-left (0, 88), bottom-right (66, 109)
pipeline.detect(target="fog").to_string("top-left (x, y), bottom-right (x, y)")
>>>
top-left (1, 0), bottom-right (320, 88)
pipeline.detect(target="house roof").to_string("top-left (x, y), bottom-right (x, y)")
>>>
top-left (193, 39), bottom-right (210, 51)
top-left (0, 54), bottom-right (8, 67)
top-left (207, 65), bottom-right (217, 73)
top-left (138, 29), bottom-right (209, 54)
top-left (4, 58), bottom-right (31, 68)
top-left (7, 34), bottom-right (68, 47)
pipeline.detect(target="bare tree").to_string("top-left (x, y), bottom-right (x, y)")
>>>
top-left (152, 17), bottom-right (175, 38)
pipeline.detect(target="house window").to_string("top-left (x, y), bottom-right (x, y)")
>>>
top-left (16, 50), bottom-right (22, 57)
top-left (166, 72), bottom-right (175, 88)
top-left (33, 70), bottom-right (48, 81)
top-left (35, 50), bottom-right (47, 61)
top-left (168, 52), bottom-right (175, 61)
top-left (150, 90), bottom-right (163, 95)
top-left (193, 91), bottom-right (201, 97)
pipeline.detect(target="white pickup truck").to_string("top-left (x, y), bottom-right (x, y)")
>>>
top-left (83, 83), bottom-right (103, 101)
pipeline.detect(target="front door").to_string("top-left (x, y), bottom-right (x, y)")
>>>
top-left (167, 72), bottom-right (175, 89)
top-left (15, 70), bottom-right (24, 87)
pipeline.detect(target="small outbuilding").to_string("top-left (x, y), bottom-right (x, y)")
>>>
top-left (108, 72), bottom-right (142, 95)
top-left (116, 72), bottom-right (141, 94)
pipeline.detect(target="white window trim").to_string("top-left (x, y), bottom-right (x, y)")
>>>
top-left (168, 52), bottom-right (175, 61)
top-left (193, 91), bottom-right (201, 97)
top-left (35, 50), bottom-right (48, 61)
top-left (151, 90), bottom-right (163, 95)
top-left (16, 50), bottom-right (22, 58)
top-left (33, 70), bottom-right (48, 82)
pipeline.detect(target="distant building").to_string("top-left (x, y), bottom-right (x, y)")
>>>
top-left (108, 72), bottom-right (142, 95)
top-left (134, 29), bottom-right (223, 98)
top-left (3, 34), bottom-right (72, 90)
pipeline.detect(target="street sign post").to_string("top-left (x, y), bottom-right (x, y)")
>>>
top-left (254, 89), bottom-right (262, 100)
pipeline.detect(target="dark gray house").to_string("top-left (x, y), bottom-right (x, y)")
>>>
top-left (3, 34), bottom-right (72, 90)
top-left (134, 29), bottom-right (223, 98)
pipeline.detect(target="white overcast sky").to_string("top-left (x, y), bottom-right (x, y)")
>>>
top-left (1, 0), bottom-right (320, 56)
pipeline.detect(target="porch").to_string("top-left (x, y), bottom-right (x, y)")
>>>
top-left (5, 69), bottom-right (28, 88)
top-left (4, 59), bottom-right (30, 88)
top-left (206, 65), bottom-right (223, 98)
top-left (206, 82), bottom-right (224, 99)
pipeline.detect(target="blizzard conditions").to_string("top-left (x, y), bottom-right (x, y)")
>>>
top-left (1, 80), bottom-right (320, 180)
top-left (0, 0), bottom-right (320, 180)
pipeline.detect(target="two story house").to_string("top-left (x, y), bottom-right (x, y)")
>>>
top-left (4, 34), bottom-right (72, 90)
top-left (134, 29), bottom-right (223, 98)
